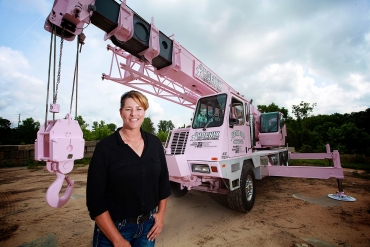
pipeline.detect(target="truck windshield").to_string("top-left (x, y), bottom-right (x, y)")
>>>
top-left (192, 94), bottom-right (227, 129)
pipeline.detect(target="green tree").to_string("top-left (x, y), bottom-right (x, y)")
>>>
top-left (17, 118), bottom-right (40, 144)
top-left (328, 122), bottom-right (370, 155)
top-left (0, 117), bottom-right (12, 144)
top-left (347, 108), bottom-right (370, 136)
top-left (313, 121), bottom-right (337, 145)
top-left (286, 101), bottom-right (317, 150)
top-left (157, 130), bottom-right (169, 142)
top-left (91, 120), bottom-right (113, 140)
top-left (75, 115), bottom-right (93, 140)
top-left (75, 115), bottom-right (89, 129)
top-left (291, 101), bottom-right (317, 120)
top-left (157, 120), bottom-right (175, 133)
top-left (0, 117), bottom-right (11, 129)
top-left (257, 102), bottom-right (289, 118)
top-left (141, 117), bottom-right (155, 134)
top-left (107, 123), bottom-right (117, 132)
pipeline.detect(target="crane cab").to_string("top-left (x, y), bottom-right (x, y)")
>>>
top-left (256, 112), bottom-right (287, 148)
top-left (186, 92), bottom-right (253, 160)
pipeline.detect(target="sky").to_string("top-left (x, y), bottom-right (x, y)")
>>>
top-left (0, 0), bottom-right (369, 130)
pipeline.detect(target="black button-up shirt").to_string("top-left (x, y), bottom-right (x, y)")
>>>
top-left (86, 128), bottom-right (171, 221)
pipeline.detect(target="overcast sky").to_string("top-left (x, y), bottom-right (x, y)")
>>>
top-left (0, 0), bottom-right (369, 130)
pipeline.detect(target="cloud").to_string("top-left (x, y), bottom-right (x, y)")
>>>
top-left (0, 47), bottom-right (45, 113)
top-left (0, 46), bottom-right (30, 74)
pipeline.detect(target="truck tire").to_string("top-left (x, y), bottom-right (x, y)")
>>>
top-left (170, 181), bottom-right (188, 197)
top-left (227, 163), bottom-right (256, 213)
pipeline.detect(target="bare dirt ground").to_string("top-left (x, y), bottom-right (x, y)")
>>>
top-left (0, 166), bottom-right (369, 247)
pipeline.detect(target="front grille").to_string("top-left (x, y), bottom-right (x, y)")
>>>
top-left (170, 131), bottom-right (189, 154)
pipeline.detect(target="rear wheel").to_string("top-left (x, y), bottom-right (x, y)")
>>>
top-left (170, 181), bottom-right (188, 197)
top-left (227, 162), bottom-right (256, 213)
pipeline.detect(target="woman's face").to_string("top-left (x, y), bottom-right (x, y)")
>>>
top-left (120, 97), bottom-right (146, 129)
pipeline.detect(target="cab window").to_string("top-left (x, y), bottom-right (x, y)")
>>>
top-left (229, 98), bottom-right (244, 126)
top-left (260, 112), bottom-right (279, 133)
top-left (192, 94), bottom-right (227, 129)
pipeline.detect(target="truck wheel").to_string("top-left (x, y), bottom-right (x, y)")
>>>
top-left (227, 164), bottom-right (256, 213)
top-left (170, 181), bottom-right (188, 197)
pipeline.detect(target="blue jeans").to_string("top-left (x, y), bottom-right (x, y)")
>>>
top-left (93, 211), bottom-right (156, 247)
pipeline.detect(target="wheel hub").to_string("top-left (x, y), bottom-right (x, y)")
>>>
top-left (245, 175), bottom-right (254, 201)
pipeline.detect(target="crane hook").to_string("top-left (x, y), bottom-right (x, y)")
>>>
top-left (45, 172), bottom-right (75, 208)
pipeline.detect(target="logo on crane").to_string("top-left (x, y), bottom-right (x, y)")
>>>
top-left (195, 62), bottom-right (222, 92)
top-left (231, 130), bottom-right (245, 139)
top-left (190, 131), bottom-right (220, 141)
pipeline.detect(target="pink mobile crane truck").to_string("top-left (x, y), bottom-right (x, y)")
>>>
top-left (36, 0), bottom-right (355, 210)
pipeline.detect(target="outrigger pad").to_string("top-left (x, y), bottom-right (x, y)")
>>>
top-left (328, 193), bottom-right (356, 202)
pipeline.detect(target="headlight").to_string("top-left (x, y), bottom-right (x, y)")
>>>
top-left (192, 164), bottom-right (210, 173)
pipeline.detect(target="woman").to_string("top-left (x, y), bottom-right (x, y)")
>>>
top-left (87, 90), bottom-right (171, 247)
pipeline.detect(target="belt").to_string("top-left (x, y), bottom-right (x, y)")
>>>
top-left (125, 212), bottom-right (151, 224)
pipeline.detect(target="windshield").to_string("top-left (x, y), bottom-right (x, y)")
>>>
top-left (192, 94), bottom-right (227, 129)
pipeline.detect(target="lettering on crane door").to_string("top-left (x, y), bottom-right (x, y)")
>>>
top-left (231, 130), bottom-right (245, 154)
top-left (194, 62), bottom-right (223, 92)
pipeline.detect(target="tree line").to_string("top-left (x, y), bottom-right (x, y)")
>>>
top-left (74, 116), bottom-right (175, 142)
top-left (257, 102), bottom-right (370, 156)
top-left (1, 103), bottom-right (369, 156)
top-left (0, 115), bottom-right (175, 145)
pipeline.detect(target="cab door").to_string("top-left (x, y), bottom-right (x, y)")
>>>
top-left (228, 97), bottom-right (248, 158)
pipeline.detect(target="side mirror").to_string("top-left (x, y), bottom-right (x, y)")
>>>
top-left (229, 118), bottom-right (238, 128)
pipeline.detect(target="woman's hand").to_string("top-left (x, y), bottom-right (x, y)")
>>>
top-left (114, 239), bottom-right (131, 247)
top-left (95, 211), bottom-right (131, 247)
top-left (147, 211), bottom-right (165, 241)
top-left (147, 199), bottom-right (168, 241)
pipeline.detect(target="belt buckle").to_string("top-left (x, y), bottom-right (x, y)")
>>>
top-left (136, 214), bottom-right (143, 224)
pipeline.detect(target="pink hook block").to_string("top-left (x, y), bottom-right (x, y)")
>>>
top-left (35, 113), bottom-right (84, 164)
top-left (35, 113), bottom-right (84, 208)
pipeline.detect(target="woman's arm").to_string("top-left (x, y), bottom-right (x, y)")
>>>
top-left (147, 198), bottom-right (168, 241)
top-left (95, 211), bottom-right (131, 247)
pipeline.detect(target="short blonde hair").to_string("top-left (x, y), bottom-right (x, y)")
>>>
top-left (120, 90), bottom-right (149, 110)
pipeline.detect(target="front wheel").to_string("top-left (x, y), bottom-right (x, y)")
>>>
top-left (227, 163), bottom-right (256, 213)
top-left (170, 181), bottom-right (188, 197)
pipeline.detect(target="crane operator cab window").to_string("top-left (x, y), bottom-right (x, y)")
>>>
top-left (229, 98), bottom-right (244, 127)
top-left (260, 112), bottom-right (280, 133)
top-left (192, 94), bottom-right (227, 129)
